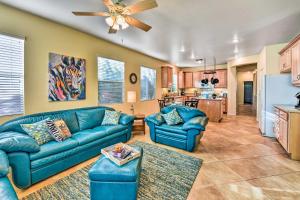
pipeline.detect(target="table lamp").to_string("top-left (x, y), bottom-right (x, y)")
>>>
top-left (127, 91), bottom-right (136, 114)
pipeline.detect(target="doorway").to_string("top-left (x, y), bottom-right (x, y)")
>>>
top-left (244, 81), bottom-right (253, 104)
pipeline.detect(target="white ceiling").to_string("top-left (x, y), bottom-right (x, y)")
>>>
top-left (1, 0), bottom-right (300, 66)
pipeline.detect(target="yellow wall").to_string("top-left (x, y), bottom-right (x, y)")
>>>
top-left (0, 4), bottom-right (174, 124)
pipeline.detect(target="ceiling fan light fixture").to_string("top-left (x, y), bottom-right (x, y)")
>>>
top-left (116, 15), bottom-right (125, 25)
top-left (105, 17), bottom-right (114, 26)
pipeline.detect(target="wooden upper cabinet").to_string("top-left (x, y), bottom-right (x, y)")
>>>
top-left (193, 72), bottom-right (201, 88)
top-left (291, 41), bottom-right (300, 86)
top-left (279, 33), bottom-right (300, 86)
top-left (215, 69), bottom-right (228, 88)
top-left (161, 66), bottom-right (173, 88)
top-left (178, 71), bottom-right (184, 89)
top-left (184, 72), bottom-right (193, 88)
top-left (280, 49), bottom-right (292, 73)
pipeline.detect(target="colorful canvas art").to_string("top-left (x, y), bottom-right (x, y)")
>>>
top-left (48, 53), bottom-right (86, 101)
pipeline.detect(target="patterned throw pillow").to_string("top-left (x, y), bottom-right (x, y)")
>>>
top-left (101, 110), bottom-right (121, 125)
top-left (46, 119), bottom-right (71, 142)
top-left (162, 109), bottom-right (183, 125)
top-left (21, 119), bottom-right (54, 145)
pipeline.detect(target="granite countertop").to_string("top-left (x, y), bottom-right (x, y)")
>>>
top-left (196, 97), bottom-right (223, 101)
top-left (274, 104), bottom-right (300, 113)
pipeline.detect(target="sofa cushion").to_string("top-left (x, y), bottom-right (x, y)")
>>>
top-left (29, 138), bottom-right (78, 161)
top-left (76, 109), bottom-right (105, 130)
top-left (156, 124), bottom-right (187, 135)
top-left (46, 119), bottom-right (72, 142)
top-left (161, 105), bottom-right (206, 122)
top-left (101, 110), bottom-right (121, 125)
top-left (72, 125), bottom-right (127, 145)
top-left (161, 109), bottom-right (183, 125)
top-left (21, 119), bottom-right (54, 145)
top-left (0, 131), bottom-right (40, 153)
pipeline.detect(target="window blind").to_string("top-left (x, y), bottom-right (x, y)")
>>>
top-left (140, 66), bottom-right (156, 101)
top-left (0, 34), bottom-right (24, 116)
top-left (98, 57), bottom-right (124, 104)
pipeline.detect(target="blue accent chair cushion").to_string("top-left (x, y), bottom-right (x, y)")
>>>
top-left (89, 146), bottom-right (143, 200)
top-left (161, 109), bottom-right (183, 125)
top-left (145, 105), bottom-right (208, 152)
top-left (0, 106), bottom-right (134, 189)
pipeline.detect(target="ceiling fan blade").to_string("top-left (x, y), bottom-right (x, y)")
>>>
top-left (72, 11), bottom-right (110, 16)
top-left (124, 0), bottom-right (158, 15)
top-left (108, 27), bottom-right (118, 34)
top-left (125, 16), bottom-right (152, 32)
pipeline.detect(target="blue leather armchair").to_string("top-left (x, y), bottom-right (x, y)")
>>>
top-left (0, 106), bottom-right (134, 189)
top-left (0, 150), bottom-right (18, 200)
top-left (145, 105), bottom-right (208, 152)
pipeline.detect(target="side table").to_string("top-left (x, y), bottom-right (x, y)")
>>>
top-left (132, 114), bottom-right (145, 135)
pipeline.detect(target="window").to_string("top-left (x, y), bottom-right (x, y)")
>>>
top-left (140, 66), bottom-right (156, 101)
top-left (172, 74), bottom-right (177, 92)
top-left (0, 34), bottom-right (24, 116)
top-left (98, 57), bottom-right (124, 104)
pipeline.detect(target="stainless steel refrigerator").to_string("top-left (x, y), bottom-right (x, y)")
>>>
top-left (259, 74), bottom-right (299, 137)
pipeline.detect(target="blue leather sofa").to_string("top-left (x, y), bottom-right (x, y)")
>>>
top-left (0, 106), bottom-right (134, 189)
top-left (145, 105), bottom-right (208, 152)
top-left (0, 150), bottom-right (18, 200)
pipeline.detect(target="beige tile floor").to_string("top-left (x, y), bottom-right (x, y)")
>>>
top-left (13, 115), bottom-right (300, 200)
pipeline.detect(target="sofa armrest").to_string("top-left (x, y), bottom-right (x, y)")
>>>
top-left (182, 116), bottom-right (208, 131)
top-left (0, 150), bottom-right (9, 177)
top-left (0, 131), bottom-right (40, 153)
top-left (119, 114), bottom-right (135, 125)
top-left (145, 113), bottom-right (165, 126)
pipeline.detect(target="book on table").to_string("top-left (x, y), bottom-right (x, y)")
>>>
top-left (101, 143), bottom-right (141, 166)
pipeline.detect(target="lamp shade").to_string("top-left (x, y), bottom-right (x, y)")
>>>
top-left (127, 91), bottom-right (136, 103)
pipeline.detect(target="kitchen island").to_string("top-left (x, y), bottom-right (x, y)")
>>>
top-left (197, 98), bottom-right (223, 122)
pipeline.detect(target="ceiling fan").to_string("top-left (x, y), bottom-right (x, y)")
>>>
top-left (72, 0), bottom-right (158, 34)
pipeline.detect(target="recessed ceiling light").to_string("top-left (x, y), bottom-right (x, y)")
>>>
top-left (196, 59), bottom-right (203, 63)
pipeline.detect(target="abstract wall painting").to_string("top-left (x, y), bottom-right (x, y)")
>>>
top-left (48, 53), bottom-right (86, 101)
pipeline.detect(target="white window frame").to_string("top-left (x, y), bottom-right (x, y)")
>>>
top-left (97, 57), bottom-right (125, 104)
top-left (140, 66), bottom-right (157, 101)
top-left (0, 33), bottom-right (25, 117)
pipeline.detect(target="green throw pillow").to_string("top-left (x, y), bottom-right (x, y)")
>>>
top-left (101, 110), bottom-right (121, 125)
top-left (21, 119), bottom-right (54, 145)
top-left (162, 109), bottom-right (183, 125)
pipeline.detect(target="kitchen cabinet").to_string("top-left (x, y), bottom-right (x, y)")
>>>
top-left (215, 69), bottom-right (227, 88)
top-left (161, 66), bottom-right (173, 88)
top-left (273, 105), bottom-right (300, 160)
top-left (291, 41), bottom-right (300, 86)
top-left (193, 71), bottom-right (201, 88)
top-left (198, 99), bottom-right (223, 122)
top-left (279, 49), bottom-right (292, 73)
top-left (178, 71), bottom-right (184, 89)
top-left (184, 72), bottom-right (193, 88)
top-left (279, 34), bottom-right (300, 86)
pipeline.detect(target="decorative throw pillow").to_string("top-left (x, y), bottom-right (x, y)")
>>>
top-left (46, 119), bottom-right (71, 142)
top-left (21, 119), bottom-right (54, 145)
top-left (101, 110), bottom-right (121, 125)
top-left (162, 109), bottom-right (183, 125)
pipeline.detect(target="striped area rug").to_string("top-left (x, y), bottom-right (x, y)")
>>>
top-left (23, 141), bottom-right (202, 200)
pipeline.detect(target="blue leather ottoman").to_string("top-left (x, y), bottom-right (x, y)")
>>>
top-left (89, 147), bottom-right (143, 200)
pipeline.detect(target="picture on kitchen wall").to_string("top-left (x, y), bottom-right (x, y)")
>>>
top-left (48, 52), bottom-right (86, 101)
